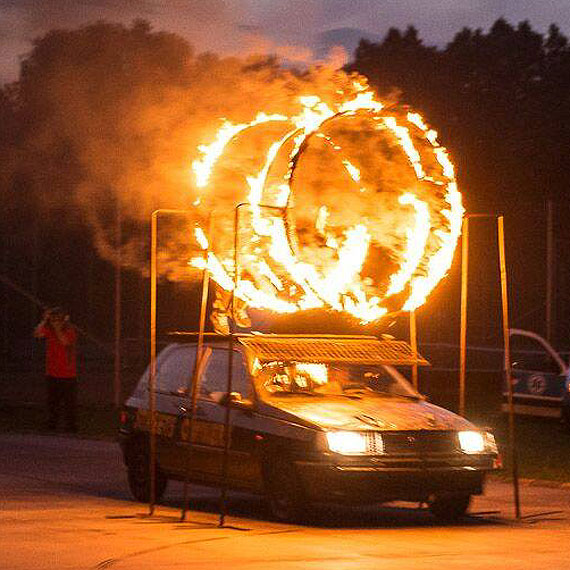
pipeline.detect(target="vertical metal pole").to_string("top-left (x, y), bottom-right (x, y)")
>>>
top-left (147, 209), bottom-right (193, 518)
top-left (148, 211), bottom-right (158, 516)
top-left (459, 217), bottom-right (469, 416)
top-left (1, 236), bottom-right (8, 379)
top-left (219, 204), bottom-right (242, 527)
top-left (498, 216), bottom-right (521, 519)
top-left (546, 199), bottom-right (554, 343)
top-left (87, 244), bottom-right (95, 350)
top-left (219, 317), bottom-right (234, 528)
top-left (409, 309), bottom-right (418, 390)
top-left (181, 215), bottom-right (212, 522)
top-left (31, 212), bottom-right (39, 357)
top-left (114, 195), bottom-right (122, 408)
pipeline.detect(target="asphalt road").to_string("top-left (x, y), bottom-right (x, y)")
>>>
top-left (2, 433), bottom-right (570, 570)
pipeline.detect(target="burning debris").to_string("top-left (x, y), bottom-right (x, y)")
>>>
top-left (188, 78), bottom-right (463, 324)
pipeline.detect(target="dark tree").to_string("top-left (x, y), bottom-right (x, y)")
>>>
top-left (1, 20), bottom-right (196, 347)
top-left (348, 19), bottom-right (570, 344)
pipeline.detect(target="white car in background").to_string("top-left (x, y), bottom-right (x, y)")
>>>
top-left (503, 329), bottom-right (570, 422)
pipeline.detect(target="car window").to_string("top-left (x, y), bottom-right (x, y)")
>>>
top-left (256, 361), bottom-right (418, 399)
top-left (199, 349), bottom-right (250, 402)
top-left (156, 345), bottom-right (197, 394)
top-left (510, 335), bottom-right (562, 375)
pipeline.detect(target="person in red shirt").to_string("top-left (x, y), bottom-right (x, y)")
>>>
top-left (34, 307), bottom-right (78, 432)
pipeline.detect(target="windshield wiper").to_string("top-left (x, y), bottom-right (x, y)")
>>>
top-left (271, 391), bottom-right (321, 397)
top-left (342, 387), bottom-right (421, 401)
top-left (338, 385), bottom-right (374, 399)
top-left (379, 392), bottom-right (422, 401)
top-left (342, 385), bottom-right (374, 394)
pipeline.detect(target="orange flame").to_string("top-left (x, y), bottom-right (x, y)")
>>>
top-left (189, 81), bottom-right (463, 323)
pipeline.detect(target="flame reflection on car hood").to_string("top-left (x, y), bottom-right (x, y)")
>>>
top-left (266, 395), bottom-right (473, 431)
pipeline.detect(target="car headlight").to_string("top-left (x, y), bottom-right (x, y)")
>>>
top-left (326, 431), bottom-right (367, 454)
top-left (458, 430), bottom-right (485, 454)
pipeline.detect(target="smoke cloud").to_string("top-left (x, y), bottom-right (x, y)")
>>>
top-left (9, 20), bottom-right (362, 279)
top-left (7, 20), bottom-right (460, 326)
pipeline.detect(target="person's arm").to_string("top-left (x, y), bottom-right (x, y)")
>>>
top-left (53, 322), bottom-right (76, 346)
top-left (33, 310), bottom-right (51, 338)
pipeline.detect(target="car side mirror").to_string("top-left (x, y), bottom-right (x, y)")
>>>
top-left (223, 391), bottom-right (254, 411)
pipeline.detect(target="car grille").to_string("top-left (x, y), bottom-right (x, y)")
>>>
top-left (365, 432), bottom-right (385, 454)
top-left (366, 431), bottom-right (458, 455)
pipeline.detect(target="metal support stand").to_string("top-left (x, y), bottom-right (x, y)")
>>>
top-left (459, 213), bottom-right (521, 519)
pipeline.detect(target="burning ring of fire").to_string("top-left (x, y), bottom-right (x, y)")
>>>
top-left (190, 81), bottom-right (463, 323)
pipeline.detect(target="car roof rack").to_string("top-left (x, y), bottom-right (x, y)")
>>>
top-left (238, 335), bottom-right (429, 366)
top-left (166, 331), bottom-right (429, 366)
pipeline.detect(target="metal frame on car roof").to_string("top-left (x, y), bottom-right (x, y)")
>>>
top-left (166, 331), bottom-right (429, 366)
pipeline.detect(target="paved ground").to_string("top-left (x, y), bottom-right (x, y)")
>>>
top-left (2, 433), bottom-right (570, 570)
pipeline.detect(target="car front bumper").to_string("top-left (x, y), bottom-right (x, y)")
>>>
top-left (295, 454), bottom-right (497, 504)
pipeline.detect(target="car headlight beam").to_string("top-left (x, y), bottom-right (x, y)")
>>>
top-left (326, 431), bottom-right (367, 455)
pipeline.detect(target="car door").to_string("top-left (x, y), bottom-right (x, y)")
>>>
top-left (505, 330), bottom-right (567, 417)
top-left (152, 345), bottom-right (197, 474)
top-left (188, 347), bottom-right (261, 490)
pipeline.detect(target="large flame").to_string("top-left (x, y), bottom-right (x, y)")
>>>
top-left (188, 80), bottom-right (463, 323)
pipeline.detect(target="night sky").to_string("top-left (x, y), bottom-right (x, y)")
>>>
top-left (1, 0), bottom-right (570, 83)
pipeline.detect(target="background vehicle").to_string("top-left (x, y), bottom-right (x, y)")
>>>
top-left (503, 329), bottom-right (570, 421)
top-left (120, 335), bottom-right (499, 522)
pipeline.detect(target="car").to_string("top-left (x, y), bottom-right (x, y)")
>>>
top-left (502, 329), bottom-right (570, 422)
top-left (119, 334), bottom-right (500, 522)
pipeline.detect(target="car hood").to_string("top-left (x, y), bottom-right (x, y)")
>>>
top-left (264, 395), bottom-right (474, 431)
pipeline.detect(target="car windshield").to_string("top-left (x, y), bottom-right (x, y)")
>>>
top-left (255, 361), bottom-right (420, 400)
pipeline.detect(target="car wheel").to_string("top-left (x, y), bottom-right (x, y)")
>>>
top-left (428, 493), bottom-right (471, 521)
top-left (264, 458), bottom-right (307, 523)
top-left (126, 438), bottom-right (168, 503)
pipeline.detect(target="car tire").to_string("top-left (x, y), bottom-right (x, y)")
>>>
top-left (428, 493), bottom-right (471, 521)
top-left (126, 438), bottom-right (168, 503)
top-left (264, 458), bottom-right (307, 523)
